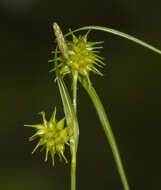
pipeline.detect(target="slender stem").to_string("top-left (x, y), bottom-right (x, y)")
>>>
top-left (53, 23), bottom-right (78, 190)
top-left (72, 71), bottom-right (78, 113)
top-left (71, 144), bottom-right (77, 190)
top-left (80, 79), bottom-right (130, 190)
top-left (71, 70), bottom-right (79, 190)
top-left (55, 48), bottom-right (79, 190)
top-left (71, 70), bottom-right (78, 190)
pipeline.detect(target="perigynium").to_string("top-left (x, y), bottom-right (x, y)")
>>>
top-left (25, 108), bottom-right (73, 166)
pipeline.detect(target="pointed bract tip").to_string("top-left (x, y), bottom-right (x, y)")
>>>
top-left (50, 106), bottom-right (57, 123)
top-left (56, 117), bottom-right (65, 130)
top-left (39, 112), bottom-right (47, 126)
top-left (48, 59), bottom-right (54, 63)
top-left (49, 68), bottom-right (56, 73)
top-left (84, 30), bottom-right (91, 40)
top-left (38, 111), bottom-right (44, 116)
top-left (53, 22), bottom-right (58, 29)
top-left (51, 153), bottom-right (55, 167)
top-left (61, 152), bottom-right (68, 164)
top-left (45, 148), bottom-right (49, 162)
top-left (52, 160), bottom-right (55, 167)
top-left (32, 142), bottom-right (40, 154)
top-left (24, 124), bottom-right (34, 128)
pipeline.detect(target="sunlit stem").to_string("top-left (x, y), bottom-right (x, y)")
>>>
top-left (80, 78), bottom-right (130, 190)
top-left (70, 142), bottom-right (77, 190)
top-left (72, 70), bottom-right (78, 113)
top-left (71, 71), bottom-right (78, 190)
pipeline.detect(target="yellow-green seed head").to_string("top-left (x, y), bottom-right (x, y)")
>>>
top-left (51, 27), bottom-right (105, 84)
top-left (25, 107), bottom-right (73, 167)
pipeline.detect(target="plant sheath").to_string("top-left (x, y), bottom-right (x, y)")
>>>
top-left (55, 48), bottom-right (79, 190)
top-left (72, 70), bottom-right (78, 113)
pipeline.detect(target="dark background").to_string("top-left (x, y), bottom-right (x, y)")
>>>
top-left (0, 0), bottom-right (161, 190)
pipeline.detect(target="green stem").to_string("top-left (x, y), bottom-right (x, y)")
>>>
top-left (80, 79), bottom-right (130, 190)
top-left (72, 71), bottom-right (78, 113)
top-left (55, 48), bottom-right (79, 190)
top-left (71, 144), bottom-right (77, 190)
top-left (71, 71), bottom-right (78, 190)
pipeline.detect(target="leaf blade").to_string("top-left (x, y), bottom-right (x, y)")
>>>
top-left (65, 25), bottom-right (161, 55)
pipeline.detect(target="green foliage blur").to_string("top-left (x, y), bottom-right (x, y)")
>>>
top-left (0, 0), bottom-right (161, 190)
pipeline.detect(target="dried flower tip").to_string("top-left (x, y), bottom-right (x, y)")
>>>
top-left (53, 23), bottom-right (68, 58)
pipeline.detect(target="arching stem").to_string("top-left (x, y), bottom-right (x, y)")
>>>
top-left (65, 25), bottom-right (161, 55)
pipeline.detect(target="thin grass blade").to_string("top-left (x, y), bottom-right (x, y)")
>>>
top-left (55, 48), bottom-right (79, 190)
top-left (65, 25), bottom-right (161, 55)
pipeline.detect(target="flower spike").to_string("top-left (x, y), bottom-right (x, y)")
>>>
top-left (25, 107), bottom-right (73, 166)
top-left (51, 27), bottom-right (105, 86)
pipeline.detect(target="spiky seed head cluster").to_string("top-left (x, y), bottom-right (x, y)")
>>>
top-left (25, 108), bottom-right (73, 167)
top-left (51, 23), bottom-right (105, 84)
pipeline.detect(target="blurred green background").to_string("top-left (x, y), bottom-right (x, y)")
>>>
top-left (0, 0), bottom-right (161, 190)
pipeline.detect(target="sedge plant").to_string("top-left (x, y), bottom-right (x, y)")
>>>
top-left (25, 23), bottom-right (161, 190)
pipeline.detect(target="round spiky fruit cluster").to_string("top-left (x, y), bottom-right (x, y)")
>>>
top-left (51, 28), bottom-right (105, 84)
top-left (25, 108), bottom-right (73, 166)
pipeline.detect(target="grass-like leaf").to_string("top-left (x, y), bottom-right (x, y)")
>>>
top-left (64, 25), bottom-right (161, 190)
top-left (55, 48), bottom-right (79, 190)
top-left (65, 25), bottom-right (161, 55)
top-left (55, 24), bottom-right (161, 190)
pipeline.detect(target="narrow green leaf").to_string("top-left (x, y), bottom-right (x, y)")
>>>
top-left (54, 48), bottom-right (79, 190)
top-left (65, 25), bottom-right (161, 55)
top-left (54, 47), bottom-right (79, 148)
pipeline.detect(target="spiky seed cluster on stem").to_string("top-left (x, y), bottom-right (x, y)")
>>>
top-left (25, 108), bottom-right (73, 166)
top-left (51, 23), bottom-right (105, 85)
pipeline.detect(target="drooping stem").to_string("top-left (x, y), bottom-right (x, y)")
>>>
top-left (80, 78), bottom-right (130, 190)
